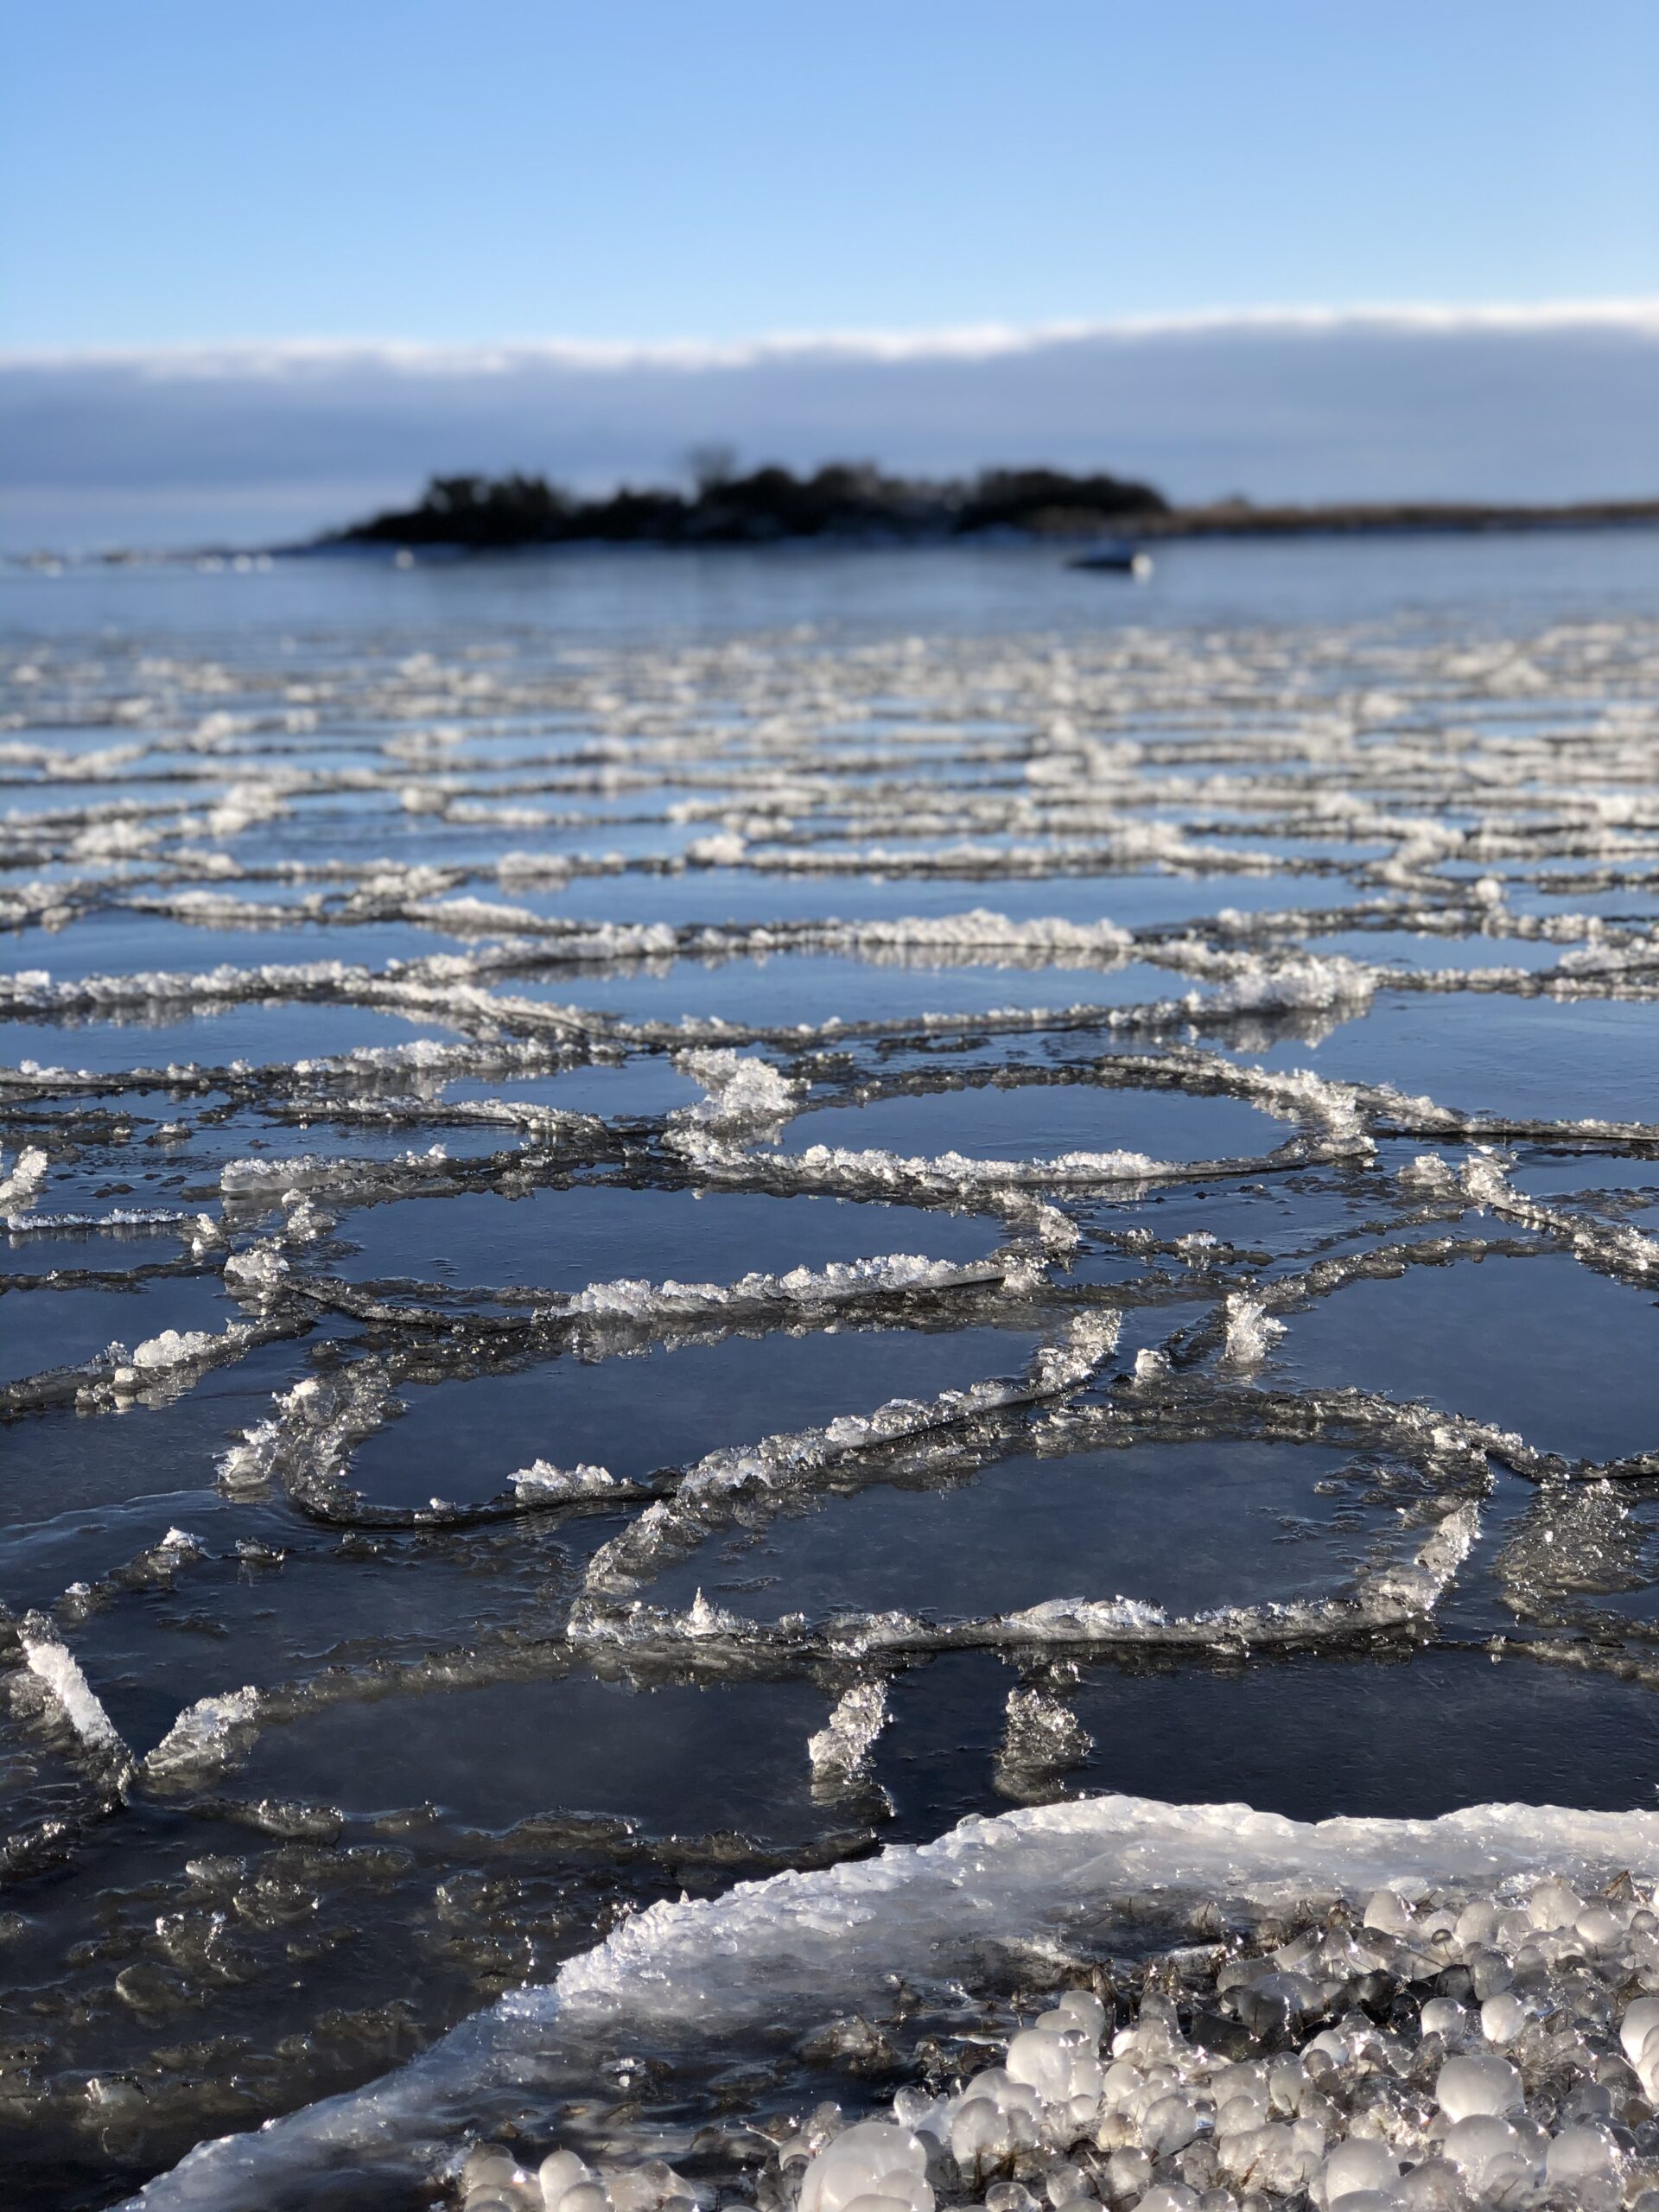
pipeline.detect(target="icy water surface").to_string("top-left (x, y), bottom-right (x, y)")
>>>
top-left (7, 535), bottom-right (1659, 2209)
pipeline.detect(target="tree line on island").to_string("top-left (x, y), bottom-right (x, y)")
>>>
top-left (331, 454), bottom-right (1169, 550)
top-left (324, 452), bottom-right (1659, 553)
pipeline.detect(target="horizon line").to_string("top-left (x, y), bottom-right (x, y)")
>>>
top-left (7, 296), bottom-right (1659, 375)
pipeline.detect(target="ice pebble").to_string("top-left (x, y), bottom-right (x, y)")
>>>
top-left (1151, 2094), bottom-right (1205, 2157)
top-left (798, 2122), bottom-right (932, 2212)
top-left (950, 2096), bottom-right (1007, 2168)
top-left (1527, 1878), bottom-right (1582, 1931)
top-left (1050, 1989), bottom-right (1107, 2042)
top-left (1575, 1904), bottom-right (1625, 1953)
top-left (539, 2152), bottom-right (591, 2209)
top-left (1320, 2139), bottom-right (1400, 2202)
top-left (1103, 2146), bottom-right (1150, 2201)
top-left (1453, 1902), bottom-right (1499, 1949)
top-left (558, 2185), bottom-right (611, 2212)
top-left (1442, 2114), bottom-right (1523, 2184)
top-left (1007, 2025), bottom-right (1103, 2107)
top-left (1435, 2054), bottom-right (1522, 2120)
top-left (1362, 1890), bottom-right (1415, 1936)
top-left (1395, 2161), bottom-right (1465, 2212)
top-left (463, 2148), bottom-right (526, 2194)
top-left (1479, 1992), bottom-right (1527, 2044)
top-left (1042, 2164), bottom-right (1091, 2207)
top-left (984, 2186), bottom-right (1037, 2212)
top-left (1417, 1998), bottom-right (1466, 2044)
top-left (1546, 2124), bottom-right (1619, 2185)
top-left (1621, 1996), bottom-right (1659, 2067)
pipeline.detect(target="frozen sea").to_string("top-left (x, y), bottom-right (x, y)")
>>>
top-left (5, 531), bottom-right (1659, 2209)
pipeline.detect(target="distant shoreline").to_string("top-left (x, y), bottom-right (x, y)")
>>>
top-left (1135, 496), bottom-right (1659, 540)
top-left (312, 465), bottom-right (1659, 557)
top-left (10, 496), bottom-right (1659, 571)
top-left (314, 500), bottom-right (1659, 550)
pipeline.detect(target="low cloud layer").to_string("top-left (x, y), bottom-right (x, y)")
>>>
top-left (5, 304), bottom-right (1658, 550)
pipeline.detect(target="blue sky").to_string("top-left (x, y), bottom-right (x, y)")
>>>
top-left (4, 0), bottom-right (1656, 350)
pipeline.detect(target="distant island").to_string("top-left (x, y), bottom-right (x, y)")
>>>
top-left (321, 461), bottom-right (1659, 553)
top-left (327, 461), bottom-right (1166, 550)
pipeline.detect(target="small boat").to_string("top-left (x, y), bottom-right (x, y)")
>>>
top-left (1068, 540), bottom-right (1153, 576)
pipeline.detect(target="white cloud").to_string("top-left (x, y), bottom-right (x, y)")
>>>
top-left (4, 302), bottom-right (1657, 550)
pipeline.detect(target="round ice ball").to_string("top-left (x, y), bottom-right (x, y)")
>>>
top-left (1040, 2164), bottom-right (1091, 2209)
top-left (463, 2149), bottom-right (525, 2193)
top-left (983, 2184), bottom-right (1038, 2212)
top-left (1546, 2125), bottom-right (1619, 2186)
top-left (1140, 2093), bottom-right (1200, 2158)
top-left (1575, 1904), bottom-right (1624, 1954)
top-left (539, 2158), bottom-right (593, 2212)
top-left (1621, 1996), bottom-right (1659, 2066)
top-left (1454, 1901), bottom-right (1499, 1949)
top-left (1050, 1989), bottom-right (1107, 2042)
top-left (1435, 2054), bottom-right (1522, 2121)
top-left (1393, 2162), bottom-right (1465, 2212)
top-left (1479, 1992), bottom-right (1528, 2045)
top-left (799, 2121), bottom-right (932, 2212)
top-left (1216, 2089), bottom-right (1268, 2135)
top-left (1418, 1998), bottom-right (1467, 2043)
top-left (1099, 2058), bottom-right (1143, 2113)
top-left (540, 2154), bottom-right (591, 2210)
top-left (1363, 1888), bottom-right (1414, 1936)
top-left (948, 2099), bottom-right (1007, 2168)
top-left (1006, 2025), bottom-right (1100, 2106)
top-left (1321, 2139), bottom-right (1401, 2202)
top-left (558, 2184), bottom-right (611, 2212)
top-left (956, 2067), bottom-right (1041, 2130)
top-left (1442, 2115), bottom-right (1523, 2185)
top-left (1527, 1878), bottom-right (1582, 1931)
top-left (1103, 2148), bottom-right (1150, 2200)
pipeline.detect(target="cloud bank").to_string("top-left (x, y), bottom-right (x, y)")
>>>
top-left (5, 302), bottom-right (1658, 551)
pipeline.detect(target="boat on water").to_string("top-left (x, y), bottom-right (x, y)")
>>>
top-left (1067, 539), bottom-right (1153, 575)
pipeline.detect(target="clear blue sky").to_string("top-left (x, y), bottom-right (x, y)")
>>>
top-left (3, 0), bottom-right (1656, 350)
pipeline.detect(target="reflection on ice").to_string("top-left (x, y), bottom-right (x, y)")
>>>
top-left (324, 1182), bottom-right (1002, 1295)
top-left (343, 1323), bottom-right (1048, 1510)
top-left (643, 1437), bottom-right (1446, 1628)
top-left (234, 1672), bottom-right (840, 1840)
top-left (779, 1083), bottom-right (1282, 1167)
top-left (1282, 1249), bottom-right (1659, 1466)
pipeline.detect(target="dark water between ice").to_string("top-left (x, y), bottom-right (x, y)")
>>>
top-left (5, 531), bottom-right (1659, 2208)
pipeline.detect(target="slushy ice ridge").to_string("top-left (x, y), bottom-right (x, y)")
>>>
top-left (5, 561), bottom-right (1659, 2208)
